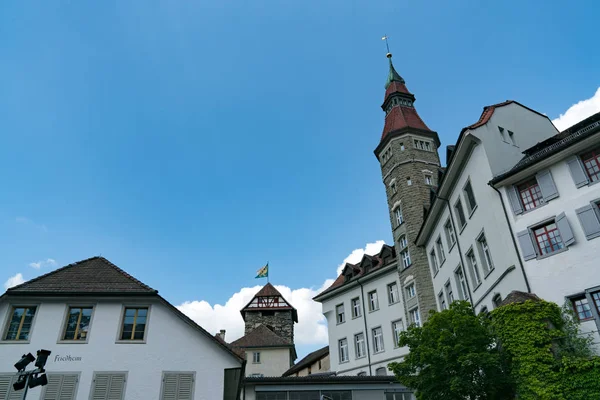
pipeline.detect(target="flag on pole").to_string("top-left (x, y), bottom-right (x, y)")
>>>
top-left (255, 263), bottom-right (269, 279)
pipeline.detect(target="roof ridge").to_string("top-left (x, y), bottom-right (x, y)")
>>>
top-left (96, 256), bottom-right (157, 293)
top-left (6, 256), bottom-right (102, 292)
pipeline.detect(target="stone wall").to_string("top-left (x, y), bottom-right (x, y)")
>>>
top-left (244, 310), bottom-right (294, 343)
top-left (378, 133), bottom-right (441, 322)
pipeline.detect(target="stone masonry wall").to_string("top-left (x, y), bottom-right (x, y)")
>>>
top-left (244, 310), bottom-right (294, 343)
top-left (379, 133), bottom-right (441, 323)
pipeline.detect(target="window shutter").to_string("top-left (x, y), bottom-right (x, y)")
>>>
top-left (107, 374), bottom-right (126, 400)
top-left (0, 374), bottom-right (13, 400)
top-left (6, 375), bottom-right (21, 400)
top-left (556, 212), bottom-right (575, 246)
top-left (161, 373), bottom-right (194, 400)
top-left (576, 204), bottom-right (600, 240)
top-left (43, 375), bottom-right (63, 400)
top-left (177, 374), bottom-right (194, 400)
top-left (567, 156), bottom-right (589, 188)
top-left (536, 169), bottom-right (559, 201)
top-left (507, 185), bottom-right (524, 215)
top-left (91, 374), bottom-right (110, 400)
top-left (517, 230), bottom-right (537, 261)
top-left (59, 375), bottom-right (78, 400)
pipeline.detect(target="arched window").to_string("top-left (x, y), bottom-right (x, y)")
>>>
top-left (492, 293), bottom-right (503, 309)
top-left (376, 367), bottom-right (387, 376)
top-left (357, 371), bottom-right (367, 376)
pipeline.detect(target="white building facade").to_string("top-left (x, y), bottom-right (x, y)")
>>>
top-left (416, 101), bottom-right (559, 313)
top-left (0, 257), bottom-right (243, 400)
top-left (491, 112), bottom-right (600, 345)
top-left (314, 245), bottom-right (410, 376)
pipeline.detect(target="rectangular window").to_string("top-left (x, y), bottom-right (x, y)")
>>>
top-left (253, 352), bottom-right (261, 363)
top-left (425, 175), bottom-right (433, 185)
top-left (400, 142), bottom-right (405, 151)
top-left (592, 292), bottom-right (600, 314)
top-left (405, 283), bottom-right (416, 299)
top-left (372, 327), bottom-right (384, 353)
top-left (392, 320), bottom-right (404, 347)
top-left (445, 281), bottom-right (454, 304)
top-left (444, 219), bottom-right (456, 248)
top-left (534, 222), bottom-right (564, 256)
top-left (368, 291), bottom-right (379, 311)
top-left (464, 181), bottom-right (477, 213)
top-left (322, 391), bottom-right (352, 400)
top-left (518, 179), bottom-right (543, 211)
top-left (120, 307), bottom-right (148, 341)
top-left (425, 142), bottom-right (432, 151)
top-left (62, 307), bottom-right (93, 341)
top-left (388, 282), bottom-right (400, 304)
top-left (386, 393), bottom-right (414, 400)
top-left (399, 235), bottom-right (408, 249)
top-left (336, 304), bottom-right (345, 324)
top-left (339, 338), bottom-right (349, 362)
top-left (289, 392), bottom-right (320, 400)
top-left (572, 297), bottom-right (593, 321)
top-left (257, 392), bottom-right (287, 400)
top-left (455, 266), bottom-right (469, 300)
top-left (429, 249), bottom-right (439, 275)
top-left (436, 236), bottom-right (445, 264)
top-left (391, 182), bottom-right (397, 193)
top-left (401, 249), bottom-right (411, 268)
top-left (581, 147), bottom-right (600, 182)
top-left (42, 374), bottom-right (79, 400)
top-left (355, 333), bottom-right (366, 358)
top-left (407, 177), bottom-right (412, 186)
top-left (409, 308), bottom-right (421, 327)
top-left (438, 292), bottom-right (447, 310)
top-left (395, 207), bottom-right (404, 226)
top-left (161, 372), bottom-right (194, 400)
top-left (466, 250), bottom-right (482, 287)
top-left (477, 234), bottom-right (494, 274)
top-left (455, 199), bottom-right (467, 228)
top-left (90, 373), bottom-right (126, 400)
top-left (351, 297), bottom-right (361, 318)
top-left (3, 306), bottom-right (36, 341)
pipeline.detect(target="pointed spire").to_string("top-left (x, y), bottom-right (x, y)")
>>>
top-left (385, 53), bottom-right (405, 89)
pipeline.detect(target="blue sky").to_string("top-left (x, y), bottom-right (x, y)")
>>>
top-left (1, 1), bottom-right (599, 358)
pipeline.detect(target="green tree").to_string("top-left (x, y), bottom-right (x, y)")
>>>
top-left (389, 301), bottom-right (514, 400)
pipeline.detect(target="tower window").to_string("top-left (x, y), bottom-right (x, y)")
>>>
top-left (400, 249), bottom-right (411, 268)
top-left (400, 142), bottom-right (405, 151)
top-left (394, 207), bottom-right (404, 226)
top-left (425, 142), bottom-right (431, 151)
top-left (407, 177), bottom-right (412, 186)
top-left (425, 175), bottom-right (433, 185)
top-left (390, 181), bottom-right (397, 194)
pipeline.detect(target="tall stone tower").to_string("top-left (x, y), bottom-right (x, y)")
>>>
top-left (373, 53), bottom-right (441, 323)
top-left (240, 283), bottom-right (298, 343)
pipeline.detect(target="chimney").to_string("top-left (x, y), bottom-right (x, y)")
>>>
top-left (217, 329), bottom-right (226, 341)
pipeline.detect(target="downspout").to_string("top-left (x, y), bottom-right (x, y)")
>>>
top-left (489, 183), bottom-right (531, 293)
top-left (357, 278), bottom-right (373, 376)
top-left (435, 195), bottom-right (475, 304)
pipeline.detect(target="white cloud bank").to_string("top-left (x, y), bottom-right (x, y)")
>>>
top-left (552, 87), bottom-right (600, 132)
top-left (29, 258), bottom-right (57, 269)
top-left (177, 241), bottom-right (385, 346)
top-left (4, 273), bottom-right (25, 290)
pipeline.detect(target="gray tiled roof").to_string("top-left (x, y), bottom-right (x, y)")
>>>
top-left (5, 256), bottom-right (157, 295)
top-left (230, 325), bottom-right (293, 349)
top-left (283, 345), bottom-right (329, 376)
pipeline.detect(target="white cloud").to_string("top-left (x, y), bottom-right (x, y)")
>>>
top-left (177, 241), bottom-right (385, 347)
top-left (29, 258), bottom-right (57, 269)
top-left (336, 240), bottom-right (386, 275)
top-left (552, 87), bottom-right (600, 132)
top-left (4, 273), bottom-right (25, 290)
top-left (15, 216), bottom-right (48, 232)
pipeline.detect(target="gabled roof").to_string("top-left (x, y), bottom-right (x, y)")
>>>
top-left (283, 345), bottom-right (329, 377)
top-left (4, 256), bottom-right (157, 296)
top-left (313, 244), bottom-right (396, 301)
top-left (240, 283), bottom-right (298, 322)
top-left (1, 256), bottom-right (244, 363)
top-left (460, 100), bottom-right (550, 135)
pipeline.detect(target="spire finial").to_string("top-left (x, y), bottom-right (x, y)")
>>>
top-left (382, 34), bottom-right (392, 59)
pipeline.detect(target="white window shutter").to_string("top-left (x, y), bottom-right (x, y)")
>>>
top-left (91, 374), bottom-right (110, 400)
top-left (107, 374), bottom-right (126, 400)
top-left (0, 375), bottom-right (13, 400)
top-left (92, 373), bottom-right (125, 400)
top-left (556, 212), bottom-right (575, 246)
top-left (59, 375), bottom-right (78, 400)
top-left (43, 375), bottom-right (63, 400)
top-left (517, 230), bottom-right (537, 261)
top-left (177, 374), bottom-right (194, 400)
top-left (161, 373), bottom-right (194, 400)
top-left (161, 374), bottom-right (179, 400)
top-left (6, 375), bottom-right (21, 400)
top-left (536, 169), bottom-right (559, 201)
top-left (567, 156), bottom-right (589, 188)
top-left (507, 185), bottom-right (524, 215)
top-left (576, 204), bottom-right (600, 240)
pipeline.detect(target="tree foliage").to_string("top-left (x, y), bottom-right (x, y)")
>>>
top-left (388, 301), bottom-right (515, 400)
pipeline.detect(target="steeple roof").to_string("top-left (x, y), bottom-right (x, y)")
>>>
top-left (240, 283), bottom-right (298, 322)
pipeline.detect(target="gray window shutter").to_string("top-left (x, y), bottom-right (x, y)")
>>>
top-left (107, 374), bottom-right (126, 400)
top-left (92, 373), bottom-right (125, 400)
top-left (0, 374), bottom-right (13, 400)
top-left (567, 156), bottom-right (589, 188)
top-left (161, 373), bottom-right (194, 400)
top-left (556, 212), bottom-right (575, 246)
top-left (59, 375), bottom-right (78, 400)
top-left (91, 374), bottom-right (110, 400)
top-left (43, 374), bottom-right (78, 400)
top-left (43, 375), bottom-right (63, 400)
top-left (576, 204), bottom-right (600, 240)
top-left (507, 185), bottom-right (524, 215)
top-left (536, 169), bottom-right (559, 201)
top-left (177, 374), bottom-right (194, 400)
top-left (517, 230), bottom-right (537, 261)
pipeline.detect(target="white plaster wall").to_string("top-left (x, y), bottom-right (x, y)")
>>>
top-left (320, 268), bottom-right (409, 376)
top-left (244, 348), bottom-right (291, 377)
top-left (294, 354), bottom-right (329, 376)
top-left (482, 103), bottom-right (558, 176)
top-left (0, 297), bottom-right (241, 400)
top-left (426, 142), bottom-right (528, 313)
top-left (501, 158), bottom-right (600, 306)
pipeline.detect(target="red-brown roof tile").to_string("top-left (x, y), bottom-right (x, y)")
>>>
top-left (384, 81), bottom-right (411, 99)
top-left (381, 106), bottom-right (432, 141)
